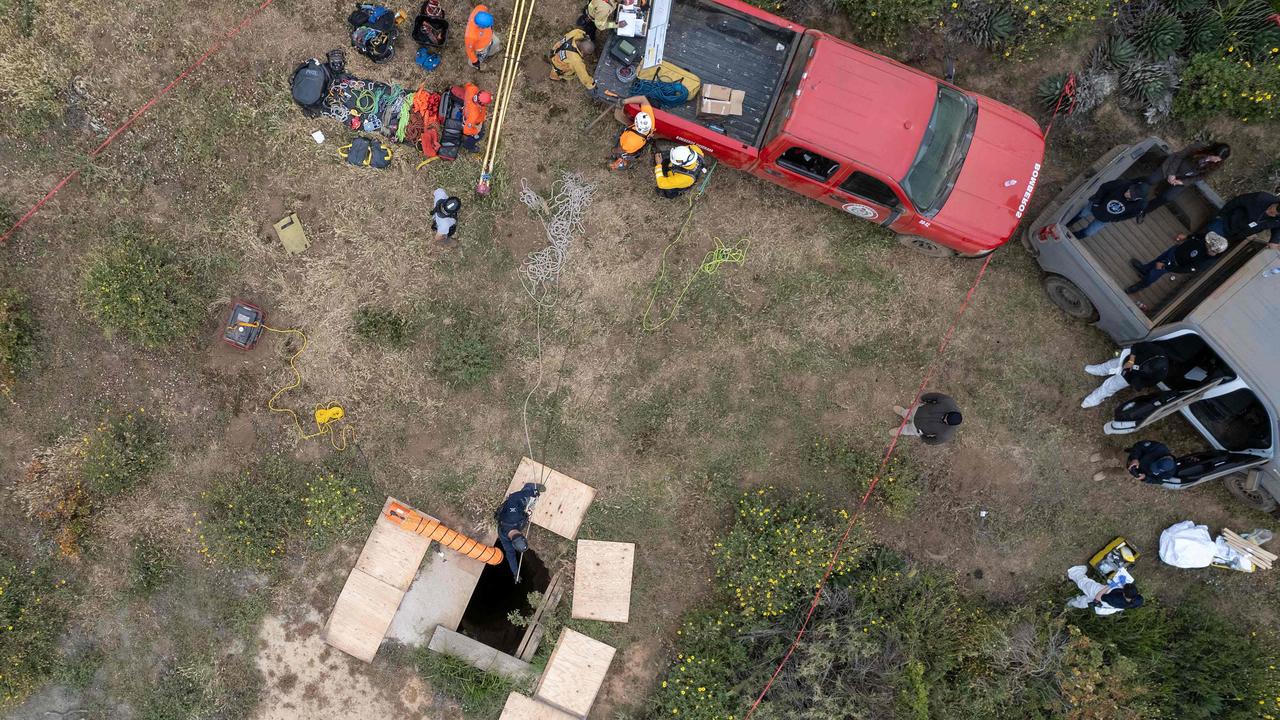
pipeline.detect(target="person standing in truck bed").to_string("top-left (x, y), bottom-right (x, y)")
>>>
top-left (1201, 192), bottom-right (1280, 248)
top-left (1143, 141), bottom-right (1230, 218)
top-left (1068, 178), bottom-right (1150, 238)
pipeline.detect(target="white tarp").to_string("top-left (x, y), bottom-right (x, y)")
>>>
top-left (1159, 520), bottom-right (1218, 568)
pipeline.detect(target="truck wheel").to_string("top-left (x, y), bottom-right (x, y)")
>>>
top-left (1042, 275), bottom-right (1099, 322)
top-left (897, 235), bottom-right (956, 258)
top-left (1018, 226), bottom-right (1040, 258)
top-left (1224, 472), bottom-right (1278, 513)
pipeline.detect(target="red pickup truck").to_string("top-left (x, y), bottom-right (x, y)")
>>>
top-left (594, 0), bottom-right (1046, 257)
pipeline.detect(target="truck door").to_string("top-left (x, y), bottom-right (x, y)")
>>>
top-left (1104, 378), bottom-right (1227, 435)
top-left (827, 169), bottom-right (905, 228)
top-left (758, 145), bottom-right (842, 202)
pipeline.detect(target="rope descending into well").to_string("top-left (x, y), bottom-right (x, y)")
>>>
top-left (517, 172), bottom-right (596, 304)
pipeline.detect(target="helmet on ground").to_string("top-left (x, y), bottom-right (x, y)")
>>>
top-left (436, 196), bottom-right (462, 217)
top-left (669, 145), bottom-right (697, 168)
top-left (476, 90), bottom-right (493, 105)
top-left (633, 111), bottom-right (653, 134)
top-left (474, 10), bottom-right (494, 27)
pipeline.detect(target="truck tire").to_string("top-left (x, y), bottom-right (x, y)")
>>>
top-left (897, 234), bottom-right (956, 258)
top-left (1018, 225), bottom-right (1040, 258)
top-left (1042, 274), bottom-right (1099, 322)
top-left (1224, 472), bottom-right (1278, 513)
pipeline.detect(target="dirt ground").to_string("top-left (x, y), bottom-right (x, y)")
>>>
top-left (2, 0), bottom-right (1279, 717)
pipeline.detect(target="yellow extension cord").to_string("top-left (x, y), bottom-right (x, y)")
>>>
top-left (234, 323), bottom-right (355, 450)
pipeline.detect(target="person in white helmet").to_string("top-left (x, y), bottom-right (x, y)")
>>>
top-left (609, 95), bottom-right (654, 171)
top-left (654, 143), bottom-right (707, 199)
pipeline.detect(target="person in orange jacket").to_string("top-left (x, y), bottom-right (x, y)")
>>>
top-left (465, 5), bottom-right (499, 69)
top-left (461, 84), bottom-right (492, 151)
top-left (609, 95), bottom-right (653, 170)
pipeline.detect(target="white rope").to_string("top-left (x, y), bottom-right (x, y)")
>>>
top-left (518, 172), bottom-right (595, 303)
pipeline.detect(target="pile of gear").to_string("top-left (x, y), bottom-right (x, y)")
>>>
top-left (291, 48), bottom-right (492, 164)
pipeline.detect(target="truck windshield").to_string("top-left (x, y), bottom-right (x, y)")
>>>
top-left (900, 85), bottom-right (977, 216)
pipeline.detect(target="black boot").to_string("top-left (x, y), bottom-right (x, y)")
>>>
top-left (1129, 258), bottom-right (1145, 274)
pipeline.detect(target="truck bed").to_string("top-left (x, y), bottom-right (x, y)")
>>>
top-left (1074, 148), bottom-right (1259, 322)
top-left (593, 0), bottom-right (799, 146)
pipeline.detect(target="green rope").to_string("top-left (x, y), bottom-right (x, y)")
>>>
top-left (353, 89), bottom-right (376, 113)
top-left (640, 160), bottom-right (748, 331)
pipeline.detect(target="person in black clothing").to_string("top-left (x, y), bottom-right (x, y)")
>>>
top-left (1067, 178), bottom-right (1150, 237)
top-left (1082, 342), bottom-right (1171, 408)
top-left (892, 392), bottom-right (962, 445)
top-left (1143, 141), bottom-right (1230, 217)
top-left (495, 482), bottom-right (545, 580)
top-left (1125, 231), bottom-right (1228, 295)
top-left (1199, 191), bottom-right (1280, 248)
top-left (1125, 439), bottom-right (1177, 483)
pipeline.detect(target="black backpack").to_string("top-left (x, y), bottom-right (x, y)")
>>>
top-left (290, 59), bottom-right (331, 116)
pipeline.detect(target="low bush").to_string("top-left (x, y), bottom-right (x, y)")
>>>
top-left (301, 460), bottom-right (379, 547)
top-left (127, 533), bottom-right (176, 597)
top-left (415, 650), bottom-right (522, 717)
top-left (136, 652), bottom-right (261, 720)
top-left (353, 305), bottom-right (413, 348)
top-left (80, 408), bottom-right (163, 500)
top-left (1174, 53), bottom-right (1280, 122)
top-left (713, 488), bottom-right (862, 625)
top-left (802, 435), bottom-right (920, 517)
top-left (14, 445), bottom-right (92, 557)
top-left (199, 459), bottom-right (306, 570)
top-left (0, 553), bottom-right (68, 708)
top-left (950, 0), bottom-right (1114, 57)
top-left (0, 288), bottom-right (37, 392)
top-left (430, 306), bottom-right (503, 387)
top-left (832, 0), bottom-right (943, 45)
top-left (80, 233), bottom-right (212, 349)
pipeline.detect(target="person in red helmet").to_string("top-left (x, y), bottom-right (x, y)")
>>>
top-left (462, 83), bottom-right (491, 151)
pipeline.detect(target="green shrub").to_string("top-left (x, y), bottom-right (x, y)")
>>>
top-left (80, 234), bottom-right (211, 349)
top-left (1175, 53), bottom-right (1280, 121)
top-left (431, 306), bottom-right (503, 387)
top-left (0, 554), bottom-right (67, 708)
top-left (199, 459), bottom-right (306, 570)
top-left (832, 0), bottom-right (943, 45)
top-left (802, 435), bottom-right (920, 517)
top-left (301, 461), bottom-right (379, 547)
top-left (1183, 14), bottom-right (1227, 54)
top-left (713, 488), bottom-right (863, 625)
top-left (353, 306), bottom-right (413, 348)
top-left (80, 408), bottom-right (163, 500)
top-left (127, 533), bottom-right (176, 597)
top-left (952, 0), bottom-right (1019, 49)
top-left (1132, 9), bottom-right (1186, 58)
top-left (415, 650), bottom-right (520, 717)
top-left (0, 288), bottom-right (37, 391)
top-left (951, 0), bottom-right (1114, 57)
top-left (1076, 598), bottom-right (1280, 719)
top-left (649, 611), bottom-right (752, 719)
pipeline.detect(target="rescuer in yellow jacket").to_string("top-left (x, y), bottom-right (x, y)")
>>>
top-left (654, 144), bottom-right (707, 198)
top-left (549, 28), bottom-right (596, 90)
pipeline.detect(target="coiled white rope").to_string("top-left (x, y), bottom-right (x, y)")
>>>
top-left (518, 173), bottom-right (595, 304)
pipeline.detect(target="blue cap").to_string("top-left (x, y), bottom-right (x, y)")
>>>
top-left (474, 10), bottom-right (493, 27)
top-left (1152, 455), bottom-right (1176, 478)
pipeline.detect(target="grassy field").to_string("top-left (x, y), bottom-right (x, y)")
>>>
top-left (2, 0), bottom-right (1279, 717)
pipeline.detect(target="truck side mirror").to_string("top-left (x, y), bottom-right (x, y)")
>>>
top-left (944, 57), bottom-right (956, 84)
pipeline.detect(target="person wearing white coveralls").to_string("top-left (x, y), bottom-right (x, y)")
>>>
top-left (1065, 566), bottom-right (1144, 615)
top-left (1081, 342), bottom-right (1171, 409)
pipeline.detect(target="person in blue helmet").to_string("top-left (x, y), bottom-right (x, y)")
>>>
top-left (495, 482), bottom-right (545, 579)
top-left (465, 5), bottom-right (500, 68)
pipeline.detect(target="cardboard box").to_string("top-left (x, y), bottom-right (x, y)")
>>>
top-left (698, 84), bottom-right (744, 117)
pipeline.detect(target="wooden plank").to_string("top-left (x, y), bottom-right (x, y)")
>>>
top-left (499, 692), bottom-right (580, 720)
top-left (322, 569), bottom-right (404, 662)
top-left (572, 540), bottom-right (635, 623)
top-left (356, 497), bottom-right (433, 591)
top-left (506, 458), bottom-right (596, 540)
top-left (517, 570), bottom-right (566, 661)
top-left (534, 628), bottom-right (616, 718)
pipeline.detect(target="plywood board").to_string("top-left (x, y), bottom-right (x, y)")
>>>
top-left (355, 498), bottom-right (432, 592)
top-left (572, 540), bottom-right (634, 623)
top-left (499, 692), bottom-right (579, 720)
top-left (506, 457), bottom-right (596, 540)
top-left (322, 569), bottom-right (403, 662)
top-left (387, 545), bottom-right (487, 644)
top-left (534, 628), bottom-right (616, 717)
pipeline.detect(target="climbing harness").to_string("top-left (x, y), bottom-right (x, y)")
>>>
top-left (225, 319), bottom-right (355, 450)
